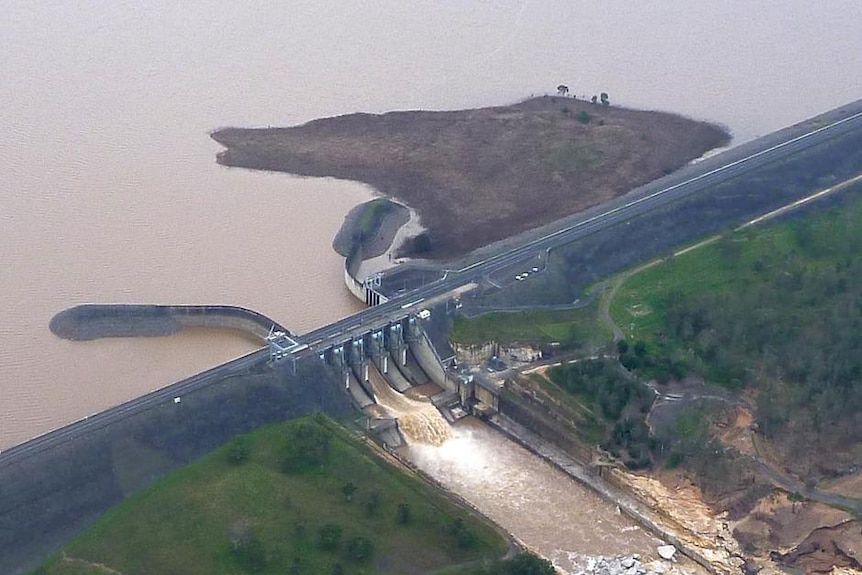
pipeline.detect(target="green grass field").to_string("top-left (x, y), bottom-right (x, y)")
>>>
top-left (610, 191), bottom-right (862, 385)
top-left (34, 416), bottom-right (505, 575)
top-left (451, 188), bottom-right (862, 391)
top-left (450, 305), bottom-right (608, 350)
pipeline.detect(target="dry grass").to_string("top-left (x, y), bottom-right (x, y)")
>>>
top-left (213, 97), bottom-right (729, 258)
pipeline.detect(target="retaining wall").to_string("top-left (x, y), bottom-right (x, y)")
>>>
top-left (50, 304), bottom-right (290, 342)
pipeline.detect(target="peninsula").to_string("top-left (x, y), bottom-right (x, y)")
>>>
top-left (212, 97), bottom-right (729, 258)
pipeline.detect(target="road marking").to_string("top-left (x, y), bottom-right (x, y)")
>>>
top-left (739, 172), bottom-right (862, 229)
top-left (454, 108), bottom-right (862, 274)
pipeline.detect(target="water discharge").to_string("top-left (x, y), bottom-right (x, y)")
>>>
top-left (364, 367), bottom-right (451, 446)
top-left (406, 419), bottom-right (701, 575)
top-left (362, 367), bottom-right (699, 574)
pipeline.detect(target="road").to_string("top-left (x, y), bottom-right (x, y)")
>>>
top-left (0, 348), bottom-right (269, 467)
top-left (296, 101), bottom-right (862, 355)
top-left (3, 99), bottom-right (861, 468)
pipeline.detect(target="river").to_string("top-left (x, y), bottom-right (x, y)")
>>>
top-left (1, 0), bottom-right (859, 450)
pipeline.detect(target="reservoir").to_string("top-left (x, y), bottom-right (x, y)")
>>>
top-left (1, 0), bottom-right (860, 449)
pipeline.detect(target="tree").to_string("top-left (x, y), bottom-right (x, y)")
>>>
top-left (341, 481), bottom-right (357, 502)
top-left (318, 523), bottom-right (343, 551)
top-left (411, 232), bottom-right (432, 254)
top-left (503, 552), bottom-right (556, 575)
top-left (227, 520), bottom-right (267, 573)
top-left (556, 84), bottom-right (569, 96)
top-left (616, 339), bottom-right (629, 355)
top-left (591, 95), bottom-right (598, 104)
top-left (345, 536), bottom-right (375, 562)
top-left (395, 502), bottom-right (411, 524)
top-left (448, 517), bottom-right (477, 549)
top-left (282, 419), bottom-right (332, 473)
top-left (365, 490), bottom-right (381, 516)
top-left (600, 92), bottom-right (610, 106)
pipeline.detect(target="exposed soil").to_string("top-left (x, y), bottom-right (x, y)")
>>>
top-left (212, 97), bottom-right (729, 259)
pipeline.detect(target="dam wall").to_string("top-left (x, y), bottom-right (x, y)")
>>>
top-left (410, 330), bottom-right (457, 393)
top-left (0, 354), bottom-right (353, 575)
top-left (49, 304), bottom-right (290, 342)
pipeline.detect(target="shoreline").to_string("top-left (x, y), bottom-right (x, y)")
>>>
top-left (212, 96), bottom-right (730, 260)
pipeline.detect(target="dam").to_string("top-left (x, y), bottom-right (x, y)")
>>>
top-left (5, 101), bottom-right (862, 573)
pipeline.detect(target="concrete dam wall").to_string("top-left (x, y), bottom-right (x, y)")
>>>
top-left (0, 354), bottom-right (353, 575)
top-left (49, 304), bottom-right (290, 342)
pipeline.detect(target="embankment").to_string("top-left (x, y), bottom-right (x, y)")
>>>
top-left (49, 304), bottom-right (290, 342)
top-left (488, 411), bottom-right (744, 574)
top-left (0, 354), bottom-right (354, 575)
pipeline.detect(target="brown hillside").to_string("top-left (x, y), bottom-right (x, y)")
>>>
top-left (212, 97), bottom-right (729, 258)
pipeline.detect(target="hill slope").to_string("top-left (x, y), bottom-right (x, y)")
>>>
top-left (213, 97), bottom-right (729, 258)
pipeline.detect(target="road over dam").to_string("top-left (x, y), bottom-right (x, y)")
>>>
top-left (293, 99), bottom-right (862, 359)
top-left (3, 98), bottom-right (862, 470)
top-left (1, 99), bottom-right (862, 575)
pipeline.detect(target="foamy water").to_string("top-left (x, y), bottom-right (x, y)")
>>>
top-left (406, 418), bottom-right (673, 574)
top-left (365, 367), bottom-right (452, 446)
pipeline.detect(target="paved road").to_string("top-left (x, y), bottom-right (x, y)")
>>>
top-left (296, 101), bottom-right (862, 356)
top-left (0, 348), bottom-right (268, 467)
top-left (3, 99), bottom-right (861, 468)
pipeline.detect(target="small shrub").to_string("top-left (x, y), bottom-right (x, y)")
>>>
top-left (226, 434), bottom-right (252, 465)
top-left (318, 524), bottom-right (343, 551)
top-left (577, 111), bottom-right (591, 124)
top-left (345, 536), bottom-right (374, 562)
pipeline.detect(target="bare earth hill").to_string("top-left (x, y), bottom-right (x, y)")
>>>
top-left (212, 97), bottom-right (729, 258)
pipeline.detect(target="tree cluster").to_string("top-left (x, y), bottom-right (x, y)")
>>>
top-left (281, 417), bottom-right (332, 473)
top-left (548, 359), bottom-right (655, 468)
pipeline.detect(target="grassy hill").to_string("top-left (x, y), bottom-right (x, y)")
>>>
top-left (32, 415), bottom-right (506, 575)
top-left (213, 97), bottom-right (728, 258)
top-left (451, 185), bottom-right (862, 478)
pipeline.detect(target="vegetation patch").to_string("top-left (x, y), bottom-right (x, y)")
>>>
top-left (450, 306), bottom-right (608, 351)
top-left (610, 190), bottom-right (862, 474)
top-left (547, 359), bottom-right (655, 469)
top-left (34, 414), bottom-right (506, 575)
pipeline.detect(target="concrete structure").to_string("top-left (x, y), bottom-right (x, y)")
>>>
top-left (50, 304), bottom-right (291, 342)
